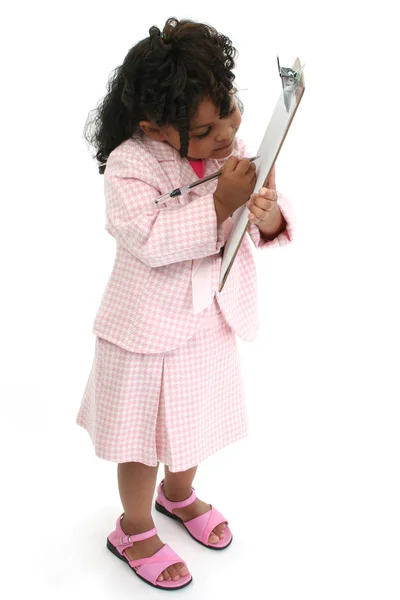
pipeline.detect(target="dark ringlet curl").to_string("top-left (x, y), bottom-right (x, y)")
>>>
top-left (149, 25), bottom-right (161, 38)
top-left (83, 17), bottom-right (242, 174)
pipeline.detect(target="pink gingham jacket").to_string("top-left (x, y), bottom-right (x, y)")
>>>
top-left (92, 135), bottom-right (295, 354)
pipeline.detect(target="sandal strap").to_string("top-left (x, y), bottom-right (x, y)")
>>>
top-left (183, 505), bottom-right (228, 545)
top-left (119, 527), bottom-right (158, 545)
top-left (158, 478), bottom-right (197, 509)
top-left (201, 506), bottom-right (228, 545)
top-left (116, 515), bottom-right (158, 547)
top-left (126, 543), bottom-right (188, 586)
top-left (128, 552), bottom-right (182, 569)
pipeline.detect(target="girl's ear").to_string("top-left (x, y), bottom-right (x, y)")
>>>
top-left (139, 121), bottom-right (169, 142)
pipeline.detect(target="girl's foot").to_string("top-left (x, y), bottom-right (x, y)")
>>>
top-left (121, 516), bottom-right (189, 583)
top-left (162, 485), bottom-right (227, 544)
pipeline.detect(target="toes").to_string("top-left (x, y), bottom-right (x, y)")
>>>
top-left (214, 523), bottom-right (226, 538)
top-left (158, 562), bottom-right (188, 582)
top-left (158, 569), bottom-right (169, 582)
top-left (177, 562), bottom-right (189, 576)
top-left (208, 532), bottom-right (220, 544)
top-left (167, 565), bottom-right (180, 581)
top-left (209, 522), bottom-right (227, 543)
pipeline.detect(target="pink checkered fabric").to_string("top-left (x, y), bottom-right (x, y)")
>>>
top-left (76, 296), bottom-right (248, 470)
top-left (91, 135), bottom-right (295, 354)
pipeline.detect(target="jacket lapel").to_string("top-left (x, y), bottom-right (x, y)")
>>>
top-left (142, 136), bottom-right (238, 315)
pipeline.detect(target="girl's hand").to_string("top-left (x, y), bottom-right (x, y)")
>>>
top-left (214, 156), bottom-right (257, 215)
top-left (246, 165), bottom-right (280, 226)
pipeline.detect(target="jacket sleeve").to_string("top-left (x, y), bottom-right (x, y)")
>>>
top-left (104, 159), bottom-right (226, 268)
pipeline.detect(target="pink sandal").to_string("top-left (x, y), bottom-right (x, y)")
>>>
top-left (155, 478), bottom-right (233, 550)
top-left (107, 513), bottom-right (193, 590)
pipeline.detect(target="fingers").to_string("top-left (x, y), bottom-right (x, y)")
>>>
top-left (235, 158), bottom-right (256, 176)
top-left (248, 188), bottom-right (278, 211)
top-left (223, 157), bottom-right (257, 178)
top-left (222, 155), bottom-right (239, 173)
top-left (256, 187), bottom-right (278, 202)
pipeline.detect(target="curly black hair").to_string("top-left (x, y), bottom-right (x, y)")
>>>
top-left (83, 17), bottom-right (242, 174)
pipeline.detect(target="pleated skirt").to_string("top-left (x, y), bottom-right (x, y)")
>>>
top-left (76, 298), bottom-right (248, 472)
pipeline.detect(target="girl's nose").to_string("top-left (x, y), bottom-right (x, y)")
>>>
top-left (215, 125), bottom-right (234, 143)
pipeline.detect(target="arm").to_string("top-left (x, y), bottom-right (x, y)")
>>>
top-left (105, 169), bottom-right (226, 268)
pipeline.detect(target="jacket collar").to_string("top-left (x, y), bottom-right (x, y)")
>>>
top-left (138, 135), bottom-right (179, 162)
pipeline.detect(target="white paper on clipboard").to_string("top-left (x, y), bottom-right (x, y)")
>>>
top-left (218, 57), bottom-right (305, 292)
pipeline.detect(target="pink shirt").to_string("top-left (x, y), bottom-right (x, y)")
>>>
top-left (189, 159), bottom-right (205, 179)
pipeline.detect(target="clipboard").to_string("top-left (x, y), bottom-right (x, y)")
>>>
top-left (218, 57), bottom-right (305, 292)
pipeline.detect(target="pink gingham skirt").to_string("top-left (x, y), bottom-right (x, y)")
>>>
top-left (76, 298), bottom-right (248, 472)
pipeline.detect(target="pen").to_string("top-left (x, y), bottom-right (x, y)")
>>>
top-left (154, 155), bottom-right (261, 205)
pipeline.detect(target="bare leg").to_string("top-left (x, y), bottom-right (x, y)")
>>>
top-left (117, 461), bottom-right (189, 582)
top-left (163, 465), bottom-right (226, 544)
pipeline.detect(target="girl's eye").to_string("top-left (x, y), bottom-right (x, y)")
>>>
top-left (193, 105), bottom-right (236, 139)
top-left (195, 128), bottom-right (211, 139)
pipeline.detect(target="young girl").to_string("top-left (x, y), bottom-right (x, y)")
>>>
top-left (77, 17), bottom-right (294, 591)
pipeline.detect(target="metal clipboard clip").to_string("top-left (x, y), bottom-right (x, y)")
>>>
top-left (277, 56), bottom-right (306, 112)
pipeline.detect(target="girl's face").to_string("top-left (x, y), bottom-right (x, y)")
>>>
top-left (140, 95), bottom-right (242, 160)
top-left (177, 95), bottom-right (242, 160)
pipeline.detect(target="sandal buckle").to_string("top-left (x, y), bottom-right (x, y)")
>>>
top-left (120, 535), bottom-right (132, 545)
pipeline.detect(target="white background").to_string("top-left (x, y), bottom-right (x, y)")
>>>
top-left (1, 1), bottom-right (399, 598)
